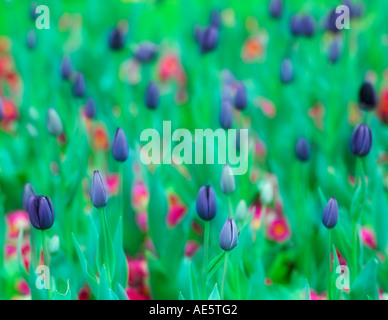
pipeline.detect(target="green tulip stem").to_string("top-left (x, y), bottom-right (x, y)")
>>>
top-left (228, 197), bottom-right (233, 218)
top-left (202, 221), bottom-right (210, 299)
top-left (42, 230), bottom-right (52, 300)
top-left (119, 163), bottom-right (124, 218)
top-left (221, 251), bottom-right (229, 300)
top-left (100, 207), bottom-right (112, 287)
top-left (327, 229), bottom-right (332, 300)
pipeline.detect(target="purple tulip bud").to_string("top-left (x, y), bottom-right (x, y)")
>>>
top-left (46, 108), bottom-right (63, 136)
top-left (145, 82), bottom-right (159, 110)
top-left (210, 10), bottom-right (221, 29)
top-left (234, 82), bottom-right (247, 111)
top-left (112, 127), bottom-right (129, 162)
top-left (85, 98), bottom-right (96, 119)
top-left (300, 15), bottom-right (315, 37)
top-left (269, 0), bottom-right (283, 19)
top-left (134, 43), bottom-right (157, 63)
top-left (280, 58), bottom-right (293, 84)
top-left (350, 124), bottom-right (372, 157)
top-left (61, 56), bottom-right (72, 80)
top-left (73, 73), bottom-right (86, 98)
top-left (219, 218), bottom-right (238, 251)
top-left (290, 15), bottom-right (303, 36)
top-left (221, 164), bottom-right (235, 194)
top-left (200, 26), bottom-right (219, 54)
top-left (359, 82), bottom-right (377, 111)
top-left (23, 183), bottom-right (36, 211)
top-left (220, 100), bottom-right (233, 130)
top-left (109, 27), bottom-right (125, 50)
top-left (90, 170), bottom-right (108, 208)
top-left (28, 195), bottom-right (55, 230)
top-left (343, 0), bottom-right (363, 18)
top-left (295, 137), bottom-right (310, 161)
top-left (322, 197), bottom-right (338, 229)
top-left (30, 2), bottom-right (38, 20)
top-left (196, 185), bottom-right (217, 221)
top-left (27, 30), bottom-right (36, 49)
top-left (326, 9), bottom-right (341, 33)
top-left (329, 39), bottom-right (341, 63)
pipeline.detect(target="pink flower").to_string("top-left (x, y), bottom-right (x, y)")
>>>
top-left (267, 217), bottom-right (291, 243)
top-left (78, 286), bottom-right (91, 300)
top-left (184, 241), bottom-right (200, 258)
top-left (127, 257), bottom-right (148, 286)
top-left (105, 174), bottom-right (119, 195)
top-left (7, 210), bottom-right (29, 239)
top-left (16, 280), bottom-right (30, 296)
top-left (126, 287), bottom-right (149, 300)
top-left (132, 181), bottom-right (149, 211)
top-left (361, 227), bottom-right (377, 249)
top-left (310, 290), bottom-right (327, 300)
top-left (136, 212), bottom-right (148, 232)
top-left (166, 194), bottom-right (187, 227)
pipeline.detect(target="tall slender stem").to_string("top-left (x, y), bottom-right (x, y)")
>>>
top-left (327, 229), bottom-right (332, 300)
top-left (119, 163), bottom-right (124, 218)
top-left (100, 207), bottom-right (112, 287)
top-left (221, 252), bottom-right (229, 300)
top-left (202, 221), bottom-right (210, 299)
top-left (42, 230), bottom-right (52, 300)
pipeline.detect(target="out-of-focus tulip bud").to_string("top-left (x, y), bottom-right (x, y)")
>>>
top-left (343, 0), bottom-right (363, 18)
top-left (295, 137), bottom-right (310, 161)
top-left (30, 2), bottom-right (38, 20)
top-left (322, 197), bottom-right (338, 229)
top-left (210, 10), bottom-right (221, 29)
top-left (46, 108), bottom-right (63, 136)
top-left (234, 82), bottom-right (247, 111)
top-left (196, 185), bottom-right (217, 221)
top-left (27, 30), bottom-right (36, 49)
top-left (329, 39), bottom-right (341, 63)
top-left (300, 15), bottom-right (315, 37)
top-left (325, 9), bottom-right (341, 33)
top-left (235, 200), bottom-right (247, 221)
top-left (200, 26), bottom-right (219, 54)
top-left (73, 73), bottom-right (86, 98)
top-left (280, 58), bottom-right (293, 84)
top-left (269, 0), bottom-right (283, 18)
top-left (350, 123), bottom-right (372, 157)
top-left (359, 81), bottom-right (377, 111)
top-left (109, 27), bottom-right (125, 50)
top-left (290, 15), bottom-right (302, 36)
top-left (219, 218), bottom-right (238, 251)
top-left (220, 100), bottom-right (233, 129)
top-left (134, 43), bottom-right (157, 63)
top-left (112, 127), bottom-right (129, 162)
top-left (145, 82), bottom-right (159, 110)
top-left (61, 56), bottom-right (72, 80)
top-left (28, 195), bottom-right (55, 230)
top-left (221, 164), bottom-right (235, 194)
top-left (90, 170), bottom-right (108, 208)
top-left (23, 183), bottom-right (36, 211)
top-left (85, 98), bottom-right (96, 119)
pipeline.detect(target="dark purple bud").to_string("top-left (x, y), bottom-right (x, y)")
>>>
top-left (322, 197), bottom-right (338, 229)
top-left (90, 170), bottom-right (108, 208)
top-left (295, 137), bottom-right (310, 161)
top-left (109, 27), bottom-right (125, 50)
top-left (112, 127), bottom-right (129, 162)
top-left (30, 2), bottom-right (38, 20)
top-left (23, 183), bottom-right (36, 211)
top-left (290, 15), bottom-right (303, 36)
top-left (343, 0), bottom-right (363, 18)
top-left (359, 81), bottom-right (377, 111)
top-left (196, 185), bottom-right (217, 221)
top-left (329, 39), bottom-right (341, 63)
top-left (300, 15), bottom-right (315, 37)
top-left (28, 195), bottom-right (55, 230)
top-left (269, 0), bottom-right (283, 19)
top-left (280, 58), bottom-right (293, 84)
top-left (27, 30), bottom-right (36, 49)
top-left (210, 10), bottom-right (221, 29)
top-left (326, 9), bottom-right (342, 33)
top-left (61, 56), bottom-right (72, 80)
top-left (134, 43), bottom-right (157, 63)
top-left (200, 26), bottom-right (219, 54)
top-left (350, 124), bottom-right (372, 157)
top-left (234, 82), bottom-right (247, 111)
top-left (84, 98), bottom-right (96, 119)
top-left (73, 73), bottom-right (86, 98)
top-left (219, 218), bottom-right (238, 251)
top-left (220, 100), bottom-right (233, 129)
top-left (145, 82), bottom-right (159, 110)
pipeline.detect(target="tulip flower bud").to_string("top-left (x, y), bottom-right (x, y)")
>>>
top-left (27, 30), bottom-right (36, 49)
top-left (329, 39), bottom-right (341, 63)
top-left (90, 170), bottom-right (108, 208)
top-left (322, 197), bottom-right (338, 229)
top-left (28, 195), bottom-right (55, 230)
top-left (200, 26), bottom-right (218, 54)
top-left (134, 43), bottom-right (157, 63)
top-left (300, 15), bottom-right (315, 37)
top-left (290, 15), bottom-right (302, 36)
top-left (359, 81), bottom-right (377, 111)
top-left (295, 137), bottom-right (310, 161)
top-left (210, 10), bottom-right (221, 29)
top-left (196, 185), bottom-right (217, 221)
top-left (234, 82), bottom-right (247, 111)
top-left (30, 2), bottom-right (38, 20)
top-left (85, 98), bottom-right (96, 119)
top-left (73, 73), bottom-right (86, 98)
top-left (350, 123), bottom-right (372, 157)
top-left (221, 164), bottom-right (235, 194)
top-left (326, 9), bottom-right (341, 33)
top-left (112, 127), bottom-right (129, 162)
top-left (23, 183), bottom-right (36, 211)
top-left (343, 0), bottom-right (363, 19)
top-left (219, 218), bottom-right (238, 251)
top-left (145, 82), bottom-right (160, 110)
top-left (269, 0), bottom-right (283, 19)
top-left (46, 108), bottom-right (63, 136)
top-left (235, 200), bottom-right (248, 221)
top-left (109, 27), bottom-right (125, 50)
top-left (220, 100), bottom-right (233, 129)
top-left (280, 58), bottom-right (293, 84)
top-left (61, 56), bottom-right (72, 80)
